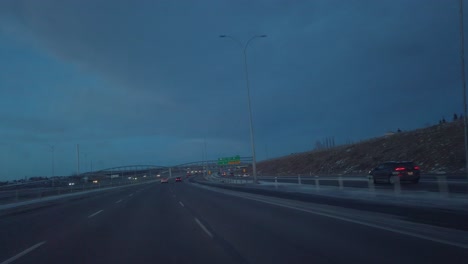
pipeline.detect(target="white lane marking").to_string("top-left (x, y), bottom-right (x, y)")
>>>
top-left (115, 199), bottom-right (123, 204)
top-left (172, 195), bottom-right (176, 198)
top-left (193, 183), bottom-right (468, 249)
top-left (128, 193), bottom-right (133, 197)
top-left (1, 241), bottom-right (46, 264)
top-left (251, 198), bottom-right (468, 249)
top-left (194, 218), bottom-right (213, 238)
top-left (179, 201), bottom-right (185, 207)
top-left (88, 210), bottom-right (103, 218)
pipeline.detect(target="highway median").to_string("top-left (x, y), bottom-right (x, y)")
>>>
top-left (0, 180), bottom-right (157, 217)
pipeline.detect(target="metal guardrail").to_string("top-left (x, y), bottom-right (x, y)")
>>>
top-left (202, 173), bottom-right (468, 196)
top-left (0, 177), bottom-right (156, 205)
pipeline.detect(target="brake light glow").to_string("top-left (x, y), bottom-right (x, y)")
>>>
top-left (414, 166), bottom-right (420, 170)
top-left (394, 167), bottom-right (406, 171)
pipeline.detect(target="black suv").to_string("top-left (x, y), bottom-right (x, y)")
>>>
top-left (369, 161), bottom-right (420, 184)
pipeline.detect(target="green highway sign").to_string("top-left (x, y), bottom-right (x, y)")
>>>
top-left (218, 155), bottom-right (241, 165)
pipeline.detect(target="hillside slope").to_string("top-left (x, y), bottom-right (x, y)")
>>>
top-left (257, 119), bottom-right (465, 176)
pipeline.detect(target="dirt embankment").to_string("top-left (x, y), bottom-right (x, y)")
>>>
top-left (257, 119), bottom-right (465, 176)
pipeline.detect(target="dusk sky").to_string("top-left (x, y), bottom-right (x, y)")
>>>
top-left (0, 0), bottom-right (465, 180)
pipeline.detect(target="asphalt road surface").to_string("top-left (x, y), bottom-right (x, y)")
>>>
top-left (0, 180), bottom-right (467, 264)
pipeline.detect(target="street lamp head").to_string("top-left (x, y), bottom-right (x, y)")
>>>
top-left (219, 35), bottom-right (227, 38)
top-left (259, 35), bottom-right (267, 38)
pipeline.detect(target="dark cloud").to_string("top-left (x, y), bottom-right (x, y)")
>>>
top-left (0, 0), bottom-right (466, 179)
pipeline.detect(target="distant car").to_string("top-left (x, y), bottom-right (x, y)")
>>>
top-left (175, 177), bottom-right (182, 182)
top-left (186, 173), bottom-right (191, 177)
top-left (242, 173), bottom-right (249, 177)
top-left (369, 161), bottom-right (420, 184)
top-left (156, 174), bottom-right (161, 177)
top-left (160, 178), bottom-right (169, 184)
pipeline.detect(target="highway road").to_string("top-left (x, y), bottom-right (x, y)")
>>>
top-left (1, 179), bottom-right (467, 264)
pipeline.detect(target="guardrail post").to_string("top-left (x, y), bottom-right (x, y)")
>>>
top-left (315, 177), bottom-right (320, 191)
top-left (393, 177), bottom-right (401, 196)
top-left (437, 176), bottom-right (449, 198)
top-left (298, 175), bottom-right (302, 185)
top-left (338, 176), bottom-right (344, 190)
top-left (275, 177), bottom-right (278, 189)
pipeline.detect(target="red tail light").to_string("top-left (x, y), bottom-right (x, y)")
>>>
top-left (414, 166), bottom-right (420, 170)
top-left (394, 167), bottom-right (406, 171)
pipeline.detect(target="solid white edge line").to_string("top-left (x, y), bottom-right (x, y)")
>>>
top-left (1, 241), bottom-right (47, 264)
top-left (194, 218), bottom-right (213, 238)
top-left (128, 194), bottom-right (133, 197)
top-left (88, 209), bottom-right (103, 218)
top-left (115, 199), bottom-right (123, 204)
top-left (245, 196), bottom-right (468, 249)
top-left (179, 201), bottom-right (185, 207)
top-left (193, 183), bottom-right (468, 249)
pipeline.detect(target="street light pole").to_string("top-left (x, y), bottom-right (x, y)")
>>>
top-left (47, 145), bottom-right (55, 178)
top-left (203, 138), bottom-right (207, 177)
top-left (220, 34), bottom-right (267, 183)
top-left (47, 144), bottom-right (55, 186)
top-left (459, 0), bottom-right (468, 180)
top-left (76, 144), bottom-right (80, 176)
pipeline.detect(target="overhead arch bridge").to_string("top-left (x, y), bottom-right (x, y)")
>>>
top-left (175, 157), bottom-right (253, 172)
top-left (80, 157), bottom-right (253, 180)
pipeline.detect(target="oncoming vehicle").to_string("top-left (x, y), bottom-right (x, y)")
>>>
top-left (175, 177), bottom-right (182, 182)
top-left (160, 178), bottom-right (169, 184)
top-left (369, 161), bottom-right (420, 184)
